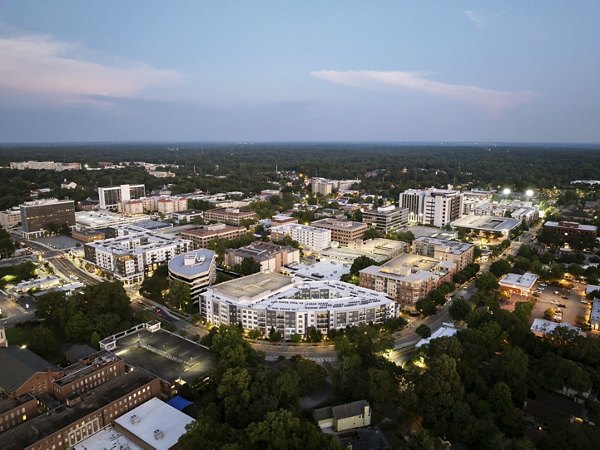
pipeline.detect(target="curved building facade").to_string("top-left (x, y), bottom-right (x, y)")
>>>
top-left (201, 272), bottom-right (397, 339)
top-left (168, 249), bottom-right (217, 305)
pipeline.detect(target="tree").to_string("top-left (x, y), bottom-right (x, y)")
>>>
top-left (349, 255), bottom-right (379, 276)
top-left (30, 326), bottom-right (59, 358)
top-left (235, 257), bottom-right (261, 276)
top-left (364, 227), bottom-right (381, 240)
top-left (449, 297), bottom-right (473, 321)
top-left (169, 279), bottom-right (191, 311)
top-left (416, 298), bottom-right (437, 317)
top-left (490, 259), bottom-right (512, 278)
top-left (415, 324), bottom-right (432, 339)
top-left (90, 330), bottom-right (101, 349)
top-left (476, 272), bottom-right (499, 293)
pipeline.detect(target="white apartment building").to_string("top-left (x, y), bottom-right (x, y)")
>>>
top-left (270, 223), bottom-right (332, 251)
top-left (83, 225), bottom-right (192, 285)
top-left (98, 184), bottom-right (146, 210)
top-left (311, 177), bottom-right (361, 195)
top-left (399, 188), bottom-right (463, 227)
top-left (0, 208), bottom-right (21, 229)
top-left (202, 272), bottom-right (397, 339)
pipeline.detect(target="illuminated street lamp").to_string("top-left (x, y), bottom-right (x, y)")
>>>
top-left (525, 189), bottom-right (534, 198)
top-left (502, 188), bottom-right (511, 196)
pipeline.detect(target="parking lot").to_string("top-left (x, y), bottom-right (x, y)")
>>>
top-left (530, 281), bottom-right (589, 328)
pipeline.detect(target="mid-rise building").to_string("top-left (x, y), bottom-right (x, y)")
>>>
top-left (359, 253), bottom-right (457, 312)
top-left (98, 184), bottom-right (145, 210)
top-left (399, 188), bottom-right (464, 227)
top-left (83, 225), bottom-right (192, 285)
top-left (157, 196), bottom-right (188, 215)
top-left (310, 218), bottom-right (368, 245)
top-left (181, 223), bottom-right (247, 249)
top-left (204, 208), bottom-right (256, 226)
top-left (543, 221), bottom-right (597, 241)
top-left (362, 205), bottom-right (408, 234)
top-left (311, 178), bottom-right (361, 195)
top-left (411, 236), bottom-right (474, 272)
top-left (225, 241), bottom-right (300, 273)
top-left (0, 207), bottom-right (21, 229)
top-left (168, 249), bottom-right (217, 305)
top-left (202, 272), bottom-right (397, 339)
top-left (270, 223), bottom-right (332, 251)
top-left (20, 198), bottom-right (76, 239)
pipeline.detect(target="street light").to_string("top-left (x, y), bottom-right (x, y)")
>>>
top-left (525, 189), bottom-right (534, 198)
top-left (502, 188), bottom-right (511, 196)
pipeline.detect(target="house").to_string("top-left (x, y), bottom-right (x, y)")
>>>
top-left (313, 400), bottom-right (371, 432)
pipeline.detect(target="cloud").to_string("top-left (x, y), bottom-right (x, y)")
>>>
top-left (0, 34), bottom-right (182, 105)
top-left (464, 10), bottom-right (486, 30)
top-left (311, 70), bottom-right (537, 114)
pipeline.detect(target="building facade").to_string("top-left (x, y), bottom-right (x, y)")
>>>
top-left (399, 188), bottom-right (464, 227)
top-left (0, 208), bottom-right (21, 230)
top-left (168, 249), bottom-right (217, 306)
top-left (98, 184), bottom-right (145, 210)
top-left (310, 218), bottom-right (368, 245)
top-left (181, 223), bottom-right (247, 249)
top-left (270, 223), bottom-right (332, 251)
top-left (362, 205), bottom-right (408, 234)
top-left (20, 199), bottom-right (76, 239)
top-left (204, 208), bottom-right (257, 226)
top-left (202, 273), bottom-right (397, 339)
top-left (411, 236), bottom-right (474, 272)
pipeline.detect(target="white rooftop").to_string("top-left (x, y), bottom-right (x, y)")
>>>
top-left (73, 425), bottom-right (142, 450)
top-left (114, 397), bottom-right (194, 450)
top-left (499, 272), bottom-right (538, 289)
top-left (590, 299), bottom-right (600, 324)
top-left (416, 323), bottom-right (459, 348)
top-left (285, 260), bottom-right (350, 281)
top-left (531, 318), bottom-right (581, 335)
top-left (168, 249), bottom-right (216, 278)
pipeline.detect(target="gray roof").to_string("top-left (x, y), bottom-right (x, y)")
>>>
top-left (332, 400), bottom-right (369, 420)
top-left (64, 344), bottom-right (97, 362)
top-left (0, 346), bottom-right (57, 393)
top-left (168, 249), bottom-right (216, 278)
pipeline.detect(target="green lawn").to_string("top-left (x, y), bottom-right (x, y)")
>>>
top-left (5, 326), bottom-right (34, 346)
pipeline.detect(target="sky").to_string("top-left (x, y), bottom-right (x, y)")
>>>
top-left (0, 1), bottom-right (599, 143)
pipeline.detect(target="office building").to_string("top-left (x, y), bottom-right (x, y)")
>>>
top-left (225, 241), bottom-right (300, 273)
top-left (411, 236), bottom-right (474, 272)
top-left (204, 208), bottom-right (256, 226)
top-left (83, 225), bottom-right (192, 285)
top-left (310, 218), bottom-right (368, 245)
top-left (98, 184), bottom-right (146, 210)
top-left (543, 221), bottom-right (597, 240)
top-left (20, 199), bottom-right (76, 239)
top-left (202, 272), bottom-right (397, 339)
top-left (270, 223), bottom-right (332, 251)
top-left (399, 188), bottom-right (463, 227)
top-left (168, 249), bottom-right (217, 305)
top-left (311, 177), bottom-right (361, 195)
top-left (362, 205), bottom-right (408, 234)
top-left (451, 215), bottom-right (522, 238)
top-left (181, 223), bottom-right (247, 249)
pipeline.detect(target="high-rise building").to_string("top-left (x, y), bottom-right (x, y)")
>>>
top-left (20, 199), bottom-right (76, 239)
top-left (168, 249), bottom-right (217, 307)
top-left (399, 188), bottom-right (463, 227)
top-left (98, 184), bottom-right (145, 210)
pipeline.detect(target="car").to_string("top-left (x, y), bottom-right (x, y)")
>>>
top-left (554, 291), bottom-right (560, 295)
top-left (550, 300), bottom-right (558, 305)
top-left (561, 295), bottom-right (569, 299)
top-left (557, 303), bottom-right (567, 308)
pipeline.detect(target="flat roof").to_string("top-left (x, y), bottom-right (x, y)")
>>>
top-left (413, 236), bottom-right (474, 255)
top-left (181, 224), bottom-right (245, 237)
top-left (211, 272), bottom-right (293, 302)
top-left (168, 249), bottom-right (216, 278)
top-left (531, 319), bottom-right (580, 335)
top-left (0, 370), bottom-right (157, 450)
top-left (311, 218), bottom-right (367, 231)
top-left (73, 425), bottom-right (143, 450)
top-left (112, 329), bottom-right (214, 384)
top-left (545, 221), bottom-right (597, 232)
top-left (499, 272), bottom-right (538, 289)
top-left (114, 398), bottom-right (194, 450)
top-left (416, 324), bottom-right (459, 348)
top-left (591, 299), bottom-right (600, 323)
top-left (451, 215), bottom-right (521, 232)
top-left (317, 246), bottom-right (391, 264)
top-left (285, 260), bottom-right (350, 281)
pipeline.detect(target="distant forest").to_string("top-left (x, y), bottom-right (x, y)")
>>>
top-left (0, 143), bottom-right (599, 210)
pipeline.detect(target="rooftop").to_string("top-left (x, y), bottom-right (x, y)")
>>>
top-left (499, 272), bottom-right (538, 289)
top-left (544, 221), bottom-right (597, 232)
top-left (226, 241), bottom-right (297, 262)
top-left (413, 236), bottom-right (474, 255)
top-left (0, 346), bottom-right (57, 393)
top-left (168, 249), bottom-right (216, 278)
top-left (0, 369), bottom-right (157, 450)
top-left (73, 425), bottom-right (142, 450)
top-left (311, 218), bottom-right (367, 231)
top-left (181, 223), bottom-right (245, 237)
top-left (114, 398), bottom-right (194, 450)
top-left (210, 272), bottom-right (293, 302)
top-left (530, 319), bottom-right (581, 336)
top-left (284, 260), bottom-right (350, 281)
top-left (416, 324), bottom-right (459, 348)
top-left (451, 215), bottom-right (522, 232)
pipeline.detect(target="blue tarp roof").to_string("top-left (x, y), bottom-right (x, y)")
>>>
top-left (167, 395), bottom-right (194, 411)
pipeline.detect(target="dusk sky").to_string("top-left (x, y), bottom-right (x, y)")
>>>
top-left (1, 1), bottom-right (599, 143)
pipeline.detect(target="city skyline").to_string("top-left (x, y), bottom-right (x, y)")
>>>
top-left (1, 1), bottom-right (599, 143)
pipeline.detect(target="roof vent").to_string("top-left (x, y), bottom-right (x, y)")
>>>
top-left (130, 414), bottom-right (140, 424)
top-left (154, 429), bottom-right (165, 440)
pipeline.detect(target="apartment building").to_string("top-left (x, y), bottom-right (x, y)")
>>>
top-left (270, 223), bottom-right (332, 251)
top-left (83, 225), bottom-right (192, 285)
top-left (20, 198), bottom-right (76, 239)
top-left (204, 207), bottom-right (257, 225)
top-left (311, 177), bottom-right (361, 195)
top-left (98, 184), bottom-right (146, 210)
top-left (181, 223), bottom-right (247, 249)
top-left (224, 241), bottom-right (300, 273)
top-left (359, 254), bottom-right (456, 312)
top-left (202, 272), bottom-right (397, 339)
top-left (543, 221), bottom-right (597, 240)
top-left (0, 208), bottom-right (21, 229)
top-left (310, 218), bottom-right (368, 245)
top-left (362, 205), bottom-right (409, 234)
